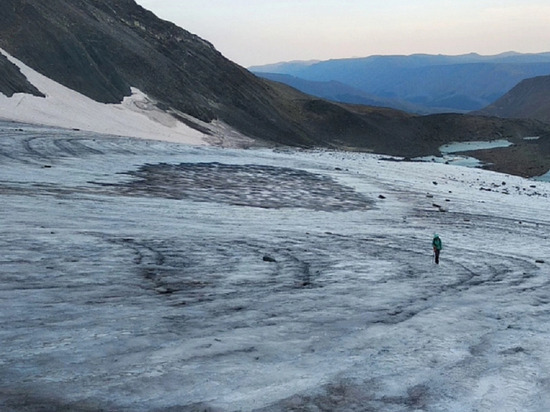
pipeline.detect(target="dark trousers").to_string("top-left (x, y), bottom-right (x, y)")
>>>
top-left (434, 248), bottom-right (440, 264)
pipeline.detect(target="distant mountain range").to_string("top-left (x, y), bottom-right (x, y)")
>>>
top-left (250, 53), bottom-right (550, 114)
top-left (254, 72), bottom-right (422, 114)
top-left (2, 0), bottom-right (550, 177)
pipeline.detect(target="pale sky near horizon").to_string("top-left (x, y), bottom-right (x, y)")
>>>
top-left (135, 0), bottom-right (550, 67)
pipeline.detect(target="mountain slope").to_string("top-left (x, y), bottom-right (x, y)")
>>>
top-left (3, 0), bottom-right (550, 177)
top-left (3, 0), bottom-right (355, 147)
top-left (0, 0), bottom-right (285, 138)
top-left (476, 75), bottom-right (550, 123)
top-left (0, 52), bottom-right (44, 97)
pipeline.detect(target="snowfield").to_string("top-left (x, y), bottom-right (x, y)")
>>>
top-left (0, 48), bottom-right (254, 149)
top-left (2, 121), bottom-right (550, 411)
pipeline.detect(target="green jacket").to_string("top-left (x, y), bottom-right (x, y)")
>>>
top-left (432, 236), bottom-right (442, 251)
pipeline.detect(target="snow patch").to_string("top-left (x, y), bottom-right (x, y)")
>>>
top-left (0, 48), bottom-right (208, 145)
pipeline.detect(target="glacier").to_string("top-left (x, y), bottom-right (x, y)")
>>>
top-left (2, 121), bottom-right (550, 411)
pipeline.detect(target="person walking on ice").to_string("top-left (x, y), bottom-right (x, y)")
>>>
top-left (432, 234), bottom-right (442, 264)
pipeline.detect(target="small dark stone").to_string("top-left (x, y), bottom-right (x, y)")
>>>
top-left (155, 287), bottom-right (174, 295)
top-left (263, 255), bottom-right (277, 263)
top-left (500, 346), bottom-right (526, 355)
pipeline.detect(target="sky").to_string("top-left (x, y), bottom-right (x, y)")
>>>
top-left (137, 1), bottom-right (550, 67)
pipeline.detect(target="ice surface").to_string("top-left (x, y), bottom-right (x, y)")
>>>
top-left (440, 140), bottom-right (513, 154)
top-left (2, 122), bottom-right (550, 411)
top-left (415, 140), bottom-right (516, 170)
top-left (414, 154), bottom-right (483, 168)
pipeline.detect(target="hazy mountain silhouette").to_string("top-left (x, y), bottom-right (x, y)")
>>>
top-left (251, 53), bottom-right (550, 113)
top-left (255, 72), bottom-right (430, 114)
